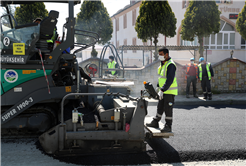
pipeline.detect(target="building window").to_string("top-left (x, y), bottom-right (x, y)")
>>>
top-left (124, 14), bottom-right (127, 29)
top-left (204, 20), bottom-right (235, 49)
top-left (181, 36), bottom-right (198, 46)
top-left (224, 0), bottom-right (232, 4)
top-left (241, 37), bottom-right (246, 49)
top-left (143, 41), bottom-right (148, 46)
top-left (131, 0), bottom-right (141, 5)
top-left (124, 39), bottom-right (127, 53)
top-left (116, 18), bottom-right (119, 31)
top-left (132, 38), bottom-right (136, 53)
top-left (132, 9), bottom-right (136, 26)
top-left (182, 0), bottom-right (190, 8)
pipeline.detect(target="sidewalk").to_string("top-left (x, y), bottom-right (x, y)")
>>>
top-left (145, 93), bottom-right (246, 106)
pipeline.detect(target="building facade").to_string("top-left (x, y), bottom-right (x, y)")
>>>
top-left (110, 0), bottom-right (246, 67)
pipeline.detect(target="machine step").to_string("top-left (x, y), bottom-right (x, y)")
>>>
top-left (144, 117), bottom-right (174, 138)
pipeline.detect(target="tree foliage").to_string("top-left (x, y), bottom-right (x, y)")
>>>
top-left (1, 5), bottom-right (16, 16)
top-left (91, 48), bottom-right (98, 58)
top-left (1, 5), bottom-right (17, 27)
top-left (14, 2), bottom-right (48, 25)
top-left (236, 1), bottom-right (246, 40)
top-left (75, 0), bottom-right (113, 57)
top-left (135, 1), bottom-right (176, 61)
top-left (180, 1), bottom-right (221, 57)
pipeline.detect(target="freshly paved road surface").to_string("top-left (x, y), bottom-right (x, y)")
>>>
top-left (1, 104), bottom-right (245, 166)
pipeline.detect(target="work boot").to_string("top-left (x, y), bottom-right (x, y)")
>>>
top-left (203, 93), bottom-right (207, 99)
top-left (146, 119), bottom-right (159, 128)
top-left (208, 93), bottom-right (212, 100)
top-left (186, 94), bottom-right (190, 98)
top-left (161, 124), bottom-right (172, 133)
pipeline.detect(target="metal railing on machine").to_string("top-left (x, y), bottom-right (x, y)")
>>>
top-left (73, 29), bottom-right (99, 54)
top-left (98, 43), bottom-right (125, 78)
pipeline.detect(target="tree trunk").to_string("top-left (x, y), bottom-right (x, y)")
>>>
top-left (150, 38), bottom-right (152, 63)
top-left (153, 36), bottom-right (158, 61)
top-left (198, 36), bottom-right (204, 57)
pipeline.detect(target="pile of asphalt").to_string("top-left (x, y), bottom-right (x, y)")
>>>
top-left (33, 138), bottom-right (246, 165)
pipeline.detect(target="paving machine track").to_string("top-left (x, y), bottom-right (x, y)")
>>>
top-left (1, 105), bottom-right (57, 137)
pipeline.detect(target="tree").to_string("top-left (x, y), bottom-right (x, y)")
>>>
top-left (236, 1), bottom-right (246, 40)
top-left (1, 5), bottom-right (17, 27)
top-left (135, 1), bottom-right (176, 61)
top-left (14, 2), bottom-right (48, 25)
top-left (1, 4), bottom-right (16, 17)
top-left (91, 48), bottom-right (98, 57)
top-left (75, 0), bottom-right (113, 58)
top-left (180, 1), bottom-right (221, 57)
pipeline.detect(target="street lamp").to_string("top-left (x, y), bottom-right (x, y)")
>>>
top-left (230, 50), bottom-right (234, 58)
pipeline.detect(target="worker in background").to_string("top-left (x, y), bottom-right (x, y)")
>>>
top-left (106, 55), bottom-right (118, 76)
top-left (146, 47), bottom-right (178, 133)
top-left (198, 57), bottom-right (214, 100)
top-left (183, 58), bottom-right (198, 98)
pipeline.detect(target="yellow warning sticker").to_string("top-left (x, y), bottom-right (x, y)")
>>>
top-left (111, 116), bottom-right (114, 120)
top-left (65, 86), bottom-right (71, 92)
top-left (22, 70), bottom-right (36, 74)
top-left (13, 43), bottom-right (25, 55)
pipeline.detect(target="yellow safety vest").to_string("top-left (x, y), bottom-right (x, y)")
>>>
top-left (107, 61), bottom-right (117, 75)
top-left (158, 59), bottom-right (178, 95)
top-left (47, 28), bottom-right (56, 43)
top-left (198, 63), bottom-right (211, 80)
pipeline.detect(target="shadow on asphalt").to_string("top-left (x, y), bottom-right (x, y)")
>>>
top-left (147, 138), bottom-right (182, 164)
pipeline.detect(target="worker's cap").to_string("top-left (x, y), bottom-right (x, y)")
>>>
top-left (199, 57), bottom-right (204, 62)
top-left (109, 55), bottom-right (114, 60)
top-left (33, 18), bottom-right (42, 23)
top-left (190, 58), bottom-right (194, 61)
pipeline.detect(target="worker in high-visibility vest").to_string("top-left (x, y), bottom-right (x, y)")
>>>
top-left (183, 58), bottom-right (198, 98)
top-left (198, 57), bottom-right (214, 100)
top-left (146, 47), bottom-right (178, 133)
top-left (106, 55), bottom-right (118, 76)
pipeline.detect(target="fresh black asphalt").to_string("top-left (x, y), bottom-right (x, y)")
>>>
top-left (32, 104), bottom-right (246, 165)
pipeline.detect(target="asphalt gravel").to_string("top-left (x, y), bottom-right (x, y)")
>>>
top-left (1, 104), bottom-right (245, 165)
top-left (1, 138), bottom-right (245, 166)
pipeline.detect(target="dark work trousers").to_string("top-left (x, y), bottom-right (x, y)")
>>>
top-left (154, 94), bottom-right (175, 127)
top-left (201, 76), bottom-right (211, 94)
top-left (186, 76), bottom-right (197, 95)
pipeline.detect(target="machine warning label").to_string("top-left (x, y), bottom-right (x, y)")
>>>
top-left (65, 86), bottom-right (71, 92)
top-left (14, 87), bottom-right (22, 92)
top-left (13, 43), bottom-right (25, 55)
top-left (22, 70), bottom-right (36, 74)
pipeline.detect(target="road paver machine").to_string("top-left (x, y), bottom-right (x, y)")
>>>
top-left (1, 0), bottom-right (172, 156)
